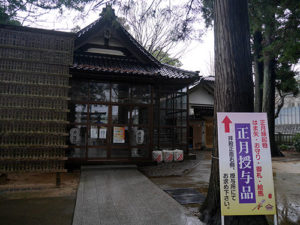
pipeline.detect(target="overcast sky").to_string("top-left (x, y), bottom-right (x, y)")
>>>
top-left (180, 30), bottom-right (214, 76)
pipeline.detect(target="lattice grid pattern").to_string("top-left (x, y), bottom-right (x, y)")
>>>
top-left (0, 27), bottom-right (73, 172)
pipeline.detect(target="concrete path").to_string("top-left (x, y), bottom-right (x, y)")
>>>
top-left (72, 166), bottom-right (202, 225)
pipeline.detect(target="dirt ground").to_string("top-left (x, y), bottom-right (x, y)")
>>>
top-left (0, 172), bottom-right (80, 225)
top-left (0, 172), bottom-right (80, 199)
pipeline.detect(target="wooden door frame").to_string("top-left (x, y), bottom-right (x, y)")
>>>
top-left (68, 80), bottom-right (154, 162)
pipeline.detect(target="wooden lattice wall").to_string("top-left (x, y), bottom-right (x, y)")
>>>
top-left (0, 26), bottom-right (74, 172)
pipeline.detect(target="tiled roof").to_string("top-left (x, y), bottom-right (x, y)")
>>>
top-left (189, 75), bottom-right (214, 94)
top-left (76, 7), bottom-right (160, 66)
top-left (73, 6), bottom-right (198, 81)
top-left (77, 18), bottom-right (101, 38)
top-left (159, 64), bottom-right (198, 79)
top-left (71, 54), bottom-right (198, 80)
top-left (0, 24), bottom-right (75, 37)
top-left (191, 75), bottom-right (215, 86)
top-left (203, 76), bottom-right (215, 82)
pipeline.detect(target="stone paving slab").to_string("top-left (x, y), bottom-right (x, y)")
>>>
top-left (72, 166), bottom-right (202, 225)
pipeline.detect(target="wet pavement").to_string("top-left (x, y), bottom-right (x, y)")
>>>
top-left (72, 165), bottom-right (203, 225)
top-left (148, 151), bottom-right (300, 225)
top-left (0, 196), bottom-right (76, 225)
top-left (149, 151), bottom-right (211, 218)
top-left (164, 188), bottom-right (206, 205)
top-left (0, 151), bottom-right (299, 225)
top-left (272, 152), bottom-right (300, 225)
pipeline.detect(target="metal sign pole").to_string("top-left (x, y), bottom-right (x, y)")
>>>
top-left (274, 214), bottom-right (278, 225)
top-left (221, 215), bottom-right (225, 225)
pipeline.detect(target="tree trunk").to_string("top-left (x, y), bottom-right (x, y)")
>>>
top-left (253, 30), bottom-right (264, 112)
top-left (261, 8), bottom-right (283, 157)
top-left (262, 56), bottom-right (282, 156)
top-left (200, 1), bottom-right (268, 224)
top-left (274, 88), bottom-right (286, 119)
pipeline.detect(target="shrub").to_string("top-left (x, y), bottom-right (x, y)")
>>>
top-left (293, 133), bottom-right (300, 152)
top-left (279, 144), bottom-right (289, 151)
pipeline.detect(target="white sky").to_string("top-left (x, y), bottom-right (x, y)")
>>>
top-left (180, 30), bottom-right (214, 76)
top-left (21, 3), bottom-right (214, 77)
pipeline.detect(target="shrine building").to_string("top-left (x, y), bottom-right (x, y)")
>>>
top-left (0, 6), bottom-right (199, 172)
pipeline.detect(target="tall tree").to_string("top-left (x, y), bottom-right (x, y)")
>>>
top-left (253, 0), bottom-right (300, 156)
top-left (116, 0), bottom-right (192, 67)
top-left (200, 0), bottom-right (300, 156)
top-left (273, 0), bottom-right (300, 117)
top-left (200, 1), bottom-right (268, 225)
top-left (249, 0), bottom-right (264, 112)
top-left (253, 30), bottom-right (264, 112)
top-left (275, 64), bottom-right (299, 118)
top-left (261, 0), bottom-right (279, 156)
top-left (0, 0), bottom-right (111, 25)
